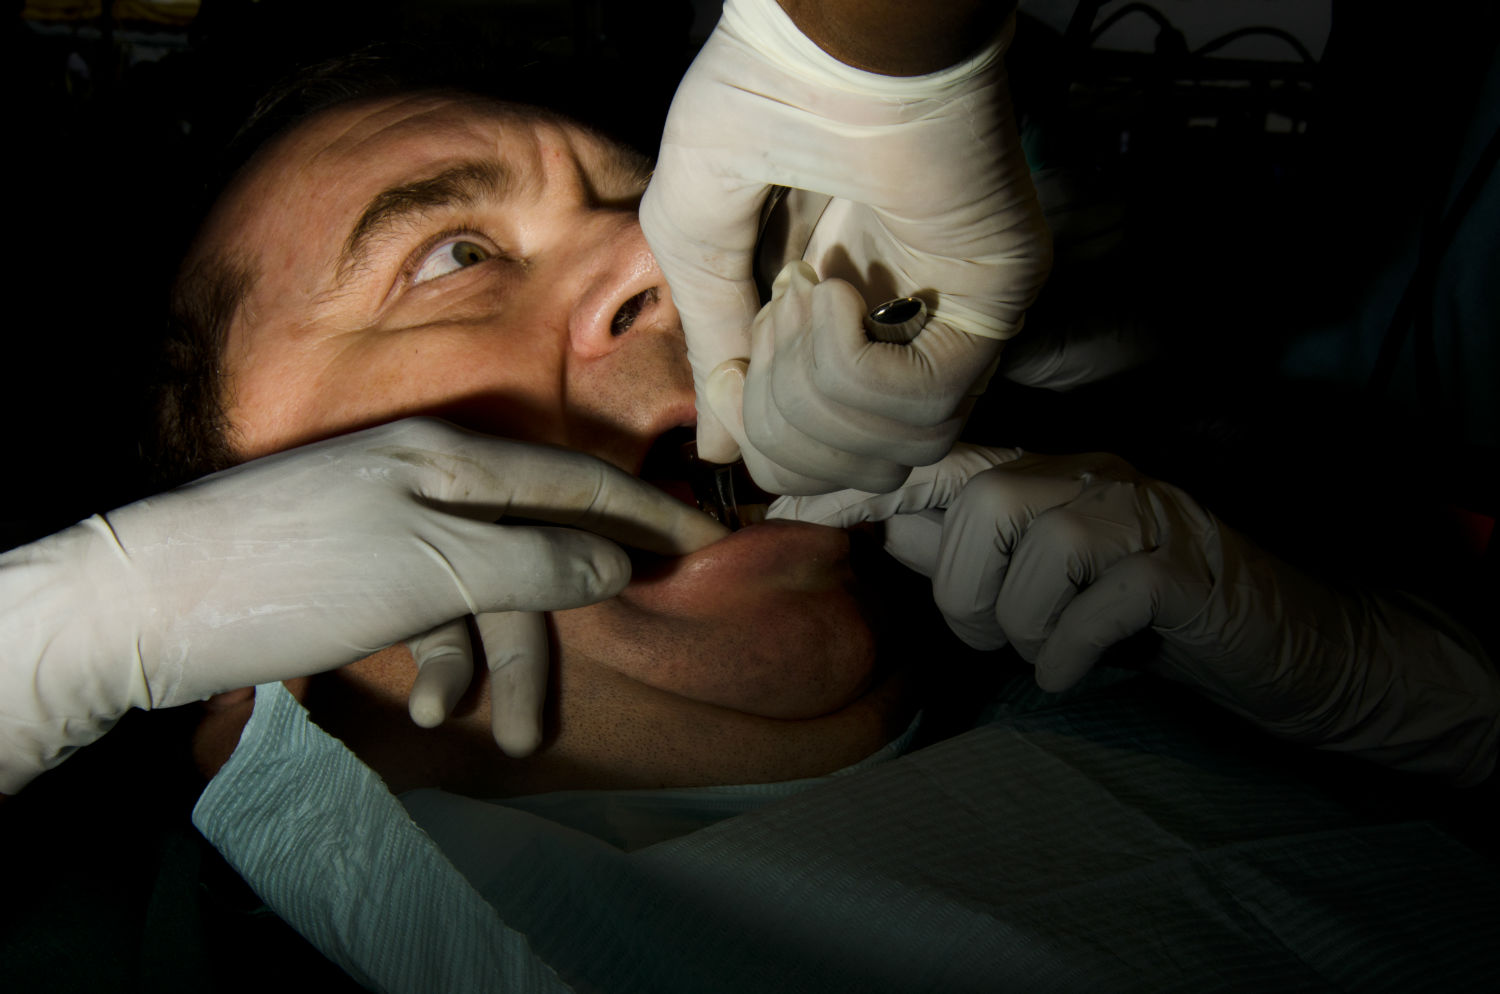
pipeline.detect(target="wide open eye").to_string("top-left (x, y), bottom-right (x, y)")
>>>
top-left (412, 238), bottom-right (492, 285)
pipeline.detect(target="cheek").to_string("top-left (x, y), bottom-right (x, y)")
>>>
top-left (327, 326), bottom-right (575, 449)
top-left (422, 350), bottom-right (571, 447)
top-left (224, 328), bottom-right (337, 460)
top-left (231, 344), bottom-right (571, 458)
top-left (552, 572), bottom-right (878, 721)
top-left (374, 303), bottom-right (570, 444)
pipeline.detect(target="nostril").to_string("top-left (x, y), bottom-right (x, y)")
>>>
top-left (610, 287), bottom-right (657, 337)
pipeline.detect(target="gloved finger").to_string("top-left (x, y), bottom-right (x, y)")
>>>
top-left (774, 377), bottom-right (967, 467)
top-left (675, 248), bottom-right (756, 469)
top-left (395, 419), bottom-right (728, 556)
top-left (704, 358), bottom-right (783, 491)
top-left (758, 264), bottom-right (967, 465)
top-left (406, 618), bottom-right (474, 729)
top-left (1032, 550), bottom-right (1200, 692)
top-left (704, 359), bottom-right (832, 496)
top-left (995, 487), bottom-right (1151, 661)
top-left (766, 443), bottom-right (1025, 526)
top-left (640, 161), bottom-right (767, 465)
top-left (743, 380), bottom-right (913, 494)
top-left (932, 467), bottom-right (1092, 649)
top-left (760, 276), bottom-right (965, 466)
top-left (803, 282), bottom-right (1004, 429)
top-left (882, 508), bottom-right (947, 577)
top-left (475, 611), bottom-right (550, 758)
top-left (703, 357), bottom-right (750, 452)
top-left (420, 520), bottom-right (640, 617)
top-left (736, 265), bottom-right (913, 491)
top-left (693, 394), bottom-right (742, 468)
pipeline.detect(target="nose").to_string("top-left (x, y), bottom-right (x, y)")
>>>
top-left (565, 211), bottom-right (674, 359)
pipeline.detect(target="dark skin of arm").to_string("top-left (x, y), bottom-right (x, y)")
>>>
top-left (777, 0), bottom-right (1018, 76)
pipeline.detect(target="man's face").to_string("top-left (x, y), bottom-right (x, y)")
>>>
top-left (214, 93), bottom-right (693, 473)
top-left (199, 93), bottom-right (883, 718)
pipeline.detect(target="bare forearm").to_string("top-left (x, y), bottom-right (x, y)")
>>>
top-left (776, 0), bottom-right (1017, 75)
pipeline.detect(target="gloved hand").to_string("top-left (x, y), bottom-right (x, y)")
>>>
top-left (0, 418), bottom-right (726, 793)
top-left (773, 445), bottom-right (1500, 784)
top-left (640, 0), bottom-right (1051, 495)
top-left (403, 611), bottom-right (553, 758)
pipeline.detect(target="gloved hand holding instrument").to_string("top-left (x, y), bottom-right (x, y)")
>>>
top-left (773, 444), bottom-right (1500, 785)
top-left (640, 0), bottom-right (1052, 496)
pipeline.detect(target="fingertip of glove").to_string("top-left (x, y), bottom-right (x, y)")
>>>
top-left (493, 722), bottom-right (543, 759)
top-left (695, 423), bottom-right (741, 466)
top-left (581, 541), bottom-right (634, 598)
top-left (949, 619), bottom-right (1007, 653)
top-left (1034, 658), bottom-right (1089, 694)
top-left (705, 359), bottom-right (747, 398)
top-left (701, 365), bottom-right (747, 462)
top-left (408, 697), bottom-right (448, 729)
top-left (772, 260), bottom-right (819, 296)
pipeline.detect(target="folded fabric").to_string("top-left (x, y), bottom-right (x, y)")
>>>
top-left (192, 682), bottom-right (568, 993)
top-left (197, 675), bottom-right (1500, 992)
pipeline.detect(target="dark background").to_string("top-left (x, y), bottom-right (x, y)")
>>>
top-left (3, 1), bottom-right (1498, 989)
top-left (6, 0), bottom-right (1495, 602)
top-left (4, 0), bottom-right (705, 545)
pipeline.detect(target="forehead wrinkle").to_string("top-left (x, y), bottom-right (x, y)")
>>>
top-left (578, 133), bottom-right (653, 209)
top-left (336, 158), bottom-right (511, 283)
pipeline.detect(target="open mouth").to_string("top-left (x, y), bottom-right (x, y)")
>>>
top-left (640, 426), bottom-right (773, 531)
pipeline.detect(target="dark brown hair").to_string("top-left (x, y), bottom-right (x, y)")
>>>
top-left (141, 52), bottom-right (433, 489)
top-left (141, 36), bottom-right (667, 488)
top-left (144, 255), bottom-right (254, 489)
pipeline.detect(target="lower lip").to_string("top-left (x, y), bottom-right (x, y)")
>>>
top-left (622, 519), bottom-right (849, 613)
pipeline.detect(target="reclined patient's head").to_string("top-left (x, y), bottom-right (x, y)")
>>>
top-left (173, 89), bottom-right (916, 790)
top-left (194, 92), bottom-right (688, 476)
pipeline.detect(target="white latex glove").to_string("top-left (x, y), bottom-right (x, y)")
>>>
top-left (773, 445), bottom-right (1500, 784)
top-left (640, 0), bottom-right (1051, 495)
top-left (405, 612), bottom-right (552, 758)
top-left (0, 418), bottom-right (726, 793)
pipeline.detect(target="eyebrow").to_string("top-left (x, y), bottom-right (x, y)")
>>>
top-left (337, 159), bottom-right (510, 281)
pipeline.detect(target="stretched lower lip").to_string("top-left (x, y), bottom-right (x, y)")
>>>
top-left (623, 519), bottom-right (848, 611)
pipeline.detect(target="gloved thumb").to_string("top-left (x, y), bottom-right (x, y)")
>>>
top-left (425, 518), bottom-right (634, 615)
top-left (706, 358), bottom-right (830, 496)
top-left (406, 618), bottom-right (474, 728)
top-left (476, 611), bottom-right (550, 758)
top-left (704, 358), bottom-right (751, 459)
top-left (882, 509), bottom-right (947, 577)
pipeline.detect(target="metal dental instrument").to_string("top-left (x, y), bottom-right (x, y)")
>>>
top-left (682, 441), bottom-right (770, 531)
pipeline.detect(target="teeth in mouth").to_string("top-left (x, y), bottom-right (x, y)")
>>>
top-left (610, 288), bottom-right (656, 336)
